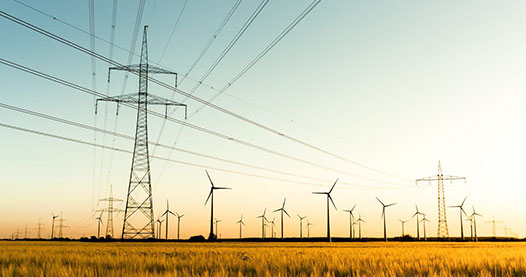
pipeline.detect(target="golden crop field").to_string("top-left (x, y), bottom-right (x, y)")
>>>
top-left (1, 241), bottom-right (526, 276)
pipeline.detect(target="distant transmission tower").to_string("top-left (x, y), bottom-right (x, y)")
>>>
top-left (96, 26), bottom-right (187, 239)
top-left (416, 161), bottom-right (466, 238)
top-left (57, 212), bottom-right (69, 238)
top-left (35, 218), bottom-right (44, 239)
top-left (97, 185), bottom-right (123, 238)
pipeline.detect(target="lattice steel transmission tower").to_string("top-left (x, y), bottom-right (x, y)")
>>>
top-left (96, 26), bottom-right (187, 239)
top-left (416, 161), bottom-right (466, 239)
top-left (97, 185), bottom-right (123, 238)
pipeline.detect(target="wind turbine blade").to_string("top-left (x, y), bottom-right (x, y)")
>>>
top-left (167, 199), bottom-right (169, 210)
top-left (284, 209), bottom-right (290, 217)
top-left (312, 192), bottom-right (325, 195)
top-left (461, 195), bottom-right (468, 207)
top-left (168, 211), bottom-right (176, 216)
top-left (329, 178), bottom-right (338, 193)
top-left (329, 195), bottom-right (337, 210)
top-left (351, 204), bottom-right (356, 213)
top-left (282, 198), bottom-right (286, 208)
top-left (376, 197), bottom-right (384, 206)
top-left (381, 208), bottom-right (385, 218)
top-left (215, 187), bottom-right (231, 190)
top-left (205, 169), bottom-right (215, 188)
top-left (263, 208), bottom-right (267, 216)
top-left (386, 203), bottom-right (397, 208)
top-left (204, 189), bottom-right (213, 205)
top-left (273, 209), bottom-right (281, 213)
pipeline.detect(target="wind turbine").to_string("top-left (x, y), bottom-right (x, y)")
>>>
top-left (297, 214), bottom-right (306, 239)
top-left (95, 216), bottom-right (103, 238)
top-left (470, 206), bottom-right (482, 241)
top-left (204, 170), bottom-right (231, 240)
top-left (156, 217), bottom-right (165, 239)
top-left (161, 200), bottom-right (176, 240)
top-left (376, 197), bottom-right (397, 242)
top-left (356, 214), bottom-right (365, 239)
top-left (421, 214), bottom-right (429, 240)
top-left (306, 220), bottom-right (313, 238)
top-left (214, 218), bottom-right (222, 239)
top-left (269, 218), bottom-right (276, 238)
top-left (273, 198), bottom-right (290, 239)
top-left (465, 217), bottom-right (474, 241)
top-left (51, 213), bottom-right (59, 239)
top-left (257, 208), bottom-right (269, 239)
top-left (412, 205), bottom-right (424, 240)
top-left (313, 179), bottom-right (338, 242)
top-left (448, 195), bottom-right (468, 240)
top-left (236, 215), bottom-right (245, 239)
top-left (175, 212), bottom-right (184, 240)
top-left (399, 219), bottom-right (408, 237)
top-left (343, 204), bottom-right (356, 239)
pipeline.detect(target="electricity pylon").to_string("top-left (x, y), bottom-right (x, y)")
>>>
top-left (416, 161), bottom-right (466, 239)
top-left (34, 218), bottom-right (44, 239)
top-left (486, 216), bottom-right (503, 237)
top-left (58, 212), bottom-right (69, 238)
top-left (97, 26), bottom-right (187, 239)
top-left (97, 185), bottom-right (123, 238)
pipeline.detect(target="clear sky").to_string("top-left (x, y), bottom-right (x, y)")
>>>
top-left (1, 0), bottom-right (526, 239)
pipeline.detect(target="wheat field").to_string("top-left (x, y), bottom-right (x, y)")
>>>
top-left (1, 241), bottom-right (525, 276)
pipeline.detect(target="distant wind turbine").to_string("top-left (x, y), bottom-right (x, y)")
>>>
top-left (356, 214), bottom-right (365, 239)
top-left (51, 213), bottom-right (59, 239)
top-left (313, 179), bottom-right (338, 242)
top-left (343, 204), bottom-right (356, 239)
top-left (257, 208), bottom-right (269, 239)
top-left (399, 219), bottom-right (408, 237)
top-left (161, 200), bottom-right (176, 240)
top-left (273, 198), bottom-right (290, 239)
top-left (297, 214), bottom-right (306, 239)
top-left (470, 206), bottom-right (482, 241)
top-left (214, 218), bottom-right (222, 239)
top-left (449, 195), bottom-right (468, 240)
top-left (269, 218), bottom-right (276, 238)
top-left (412, 205), bottom-right (424, 240)
top-left (156, 217), bottom-right (165, 239)
top-left (175, 212), bottom-right (184, 240)
top-left (421, 214), bottom-right (429, 240)
top-left (204, 170), bottom-right (231, 240)
top-left (376, 197), bottom-right (397, 242)
top-left (306, 220), bottom-right (313, 238)
top-left (236, 215), bottom-right (245, 239)
top-left (95, 216), bottom-right (103, 238)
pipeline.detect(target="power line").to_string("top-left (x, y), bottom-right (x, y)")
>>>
top-left (192, 0), bottom-right (322, 116)
top-left (185, 0), bottom-right (270, 98)
top-left (158, 0), bottom-right (189, 62)
top-left (0, 57), bottom-right (407, 187)
top-left (178, 0), bottom-right (243, 85)
top-left (0, 102), bottom-right (405, 190)
top-left (88, 0), bottom-right (98, 212)
top-left (0, 11), bottom-right (410, 183)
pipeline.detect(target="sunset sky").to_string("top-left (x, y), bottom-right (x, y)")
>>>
top-left (1, 0), bottom-right (526, 239)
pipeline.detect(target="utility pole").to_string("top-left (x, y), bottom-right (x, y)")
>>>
top-left (35, 218), bottom-right (44, 239)
top-left (417, 161), bottom-right (466, 239)
top-left (97, 185), bottom-right (123, 239)
top-left (97, 26), bottom-right (187, 239)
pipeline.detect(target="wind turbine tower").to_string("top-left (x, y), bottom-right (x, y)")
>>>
top-left (273, 198), bottom-right (290, 239)
top-left (412, 205), bottom-right (424, 240)
top-left (96, 216), bottom-right (103, 238)
top-left (51, 213), bottom-right (59, 239)
top-left (470, 206), bottom-right (482, 241)
top-left (356, 214), bottom-right (365, 239)
top-left (204, 170), bottom-right (231, 240)
top-left (399, 219), bottom-right (408, 237)
top-left (376, 197), bottom-right (396, 242)
top-left (313, 179), bottom-right (338, 242)
top-left (448, 195), bottom-right (468, 240)
top-left (236, 215), bottom-right (245, 239)
top-left (176, 212), bottom-right (184, 240)
top-left (161, 200), bottom-right (176, 240)
top-left (97, 26), bottom-right (187, 239)
top-left (416, 161), bottom-right (466, 239)
top-left (257, 208), bottom-right (269, 239)
top-left (297, 215), bottom-right (306, 239)
top-left (343, 204), bottom-right (356, 239)
top-left (421, 214), bottom-right (429, 240)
